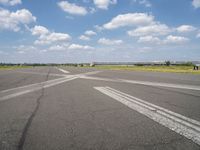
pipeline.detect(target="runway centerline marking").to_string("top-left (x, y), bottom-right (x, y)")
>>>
top-left (15, 71), bottom-right (66, 77)
top-left (0, 76), bottom-right (77, 102)
top-left (56, 67), bottom-right (70, 74)
top-left (80, 76), bottom-right (200, 91)
top-left (0, 75), bottom-right (73, 93)
top-left (94, 86), bottom-right (200, 145)
top-left (120, 79), bottom-right (200, 91)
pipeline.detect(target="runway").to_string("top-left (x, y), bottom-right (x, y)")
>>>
top-left (0, 66), bottom-right (200, 150)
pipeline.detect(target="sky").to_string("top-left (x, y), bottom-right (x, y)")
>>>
top-left (0, 0), bottom-right (200, 63)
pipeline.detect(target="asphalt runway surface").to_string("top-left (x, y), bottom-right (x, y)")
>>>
top-left (0, 66), bottom-right (200, 150)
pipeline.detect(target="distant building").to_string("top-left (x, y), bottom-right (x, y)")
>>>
top-left (90, 62), bottom-right (95, 67)
top-left (193, 64), bottom-right (200, 70)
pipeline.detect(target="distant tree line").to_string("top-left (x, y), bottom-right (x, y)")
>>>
top-left (0, 63), bottom-right (90, 67)
top-left (0, 62), bottom-right (196, 67)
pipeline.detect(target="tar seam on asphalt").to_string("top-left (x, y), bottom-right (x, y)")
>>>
top-left (17, 68), bottom-right (51, 150)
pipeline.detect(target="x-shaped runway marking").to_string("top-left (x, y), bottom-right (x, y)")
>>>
top-left (0, 69), bottom-right (102, 101)
top-left (1, 67), bottom-right (200, 145)
top-left (1, 68), bottom-right (200, 102)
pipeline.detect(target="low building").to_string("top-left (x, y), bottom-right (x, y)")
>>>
top-left (193, 64), bottom-right (200, 70)
top-left (90, 62), bottom-right (95, 67)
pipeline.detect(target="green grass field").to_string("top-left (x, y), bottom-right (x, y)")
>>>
top-left (89, 65), bottom-right (200, 74)
top-left (1, 65), bottom-right (200, 74)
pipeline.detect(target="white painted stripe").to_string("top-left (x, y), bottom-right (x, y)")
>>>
top-left (15, 71), bottom-right (66, 77)
top-left (105, 86), bottom-right (200, 127)
top-left (0, 90), bottom-right (32, 101)
top-left (121, 79), bottom-right (200, 91)
top-left (81, 76), bottom-right (200, 91)
top-left (0, 70), bottom-right (101, 101)
top-left (94, 86), bottom-right (200, 145)
top-left (80, 71), bottom-right (102, 76)
top-left (0, 77), bottom-right (77, 102)
top-left (0, 70), bottom-right (100, 94)
top-left (79, 76), bottom-right (120, 82)
top-left (0, 76), bottom-right (72, 93)
top-left (57, 68), bottom-right (70, 74)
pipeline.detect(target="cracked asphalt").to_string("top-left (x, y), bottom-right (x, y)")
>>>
top-left (0, 67), bottom-right (200, 150)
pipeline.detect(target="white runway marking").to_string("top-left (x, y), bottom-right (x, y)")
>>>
top-left (0, 70), bottom-right (101, 101)
top-left (79, 76), bottom-right (120, 82)
top-left (15, 71), bottom-right (66, 77)
top-left (0, 76), bottom-right (73, 93)
top-left (0, 76), bottom-right (77, 102)
top-left (121, 79), bottom-right (200, 91)
top-left (7, 68), bottom-right (200, 91)
top-left (80, 71), bottom-right (102, 76)
top-left (80, 76), bottom-right (200, 91)
top-left (56, 68), bottom-right (70, 74)
top-left (94, 86), bottom-right (200, 145)
top-left (0, 90), bottom-right (32, 101)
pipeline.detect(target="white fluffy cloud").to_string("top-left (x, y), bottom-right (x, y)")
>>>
top-left (132, 0), bottom-right (152, 7)
top-left (85, 30), bottom-right (96, 36)
top-left (128, 23), bottom-right (171, 37)
top-left (137, 36), bottom-right (161, 44)
top-left (93, 0), bottom-right (117, 9)
top-left (79, 30), bottom-right (96, 41)
top-left (0, 8), bottom-right (36, 32)
top-left (138, 0), bottom-right (151, 7)
top-left (137, 35), bottom-right (190, 45)
top-left (68, 44), bottom-right (94, 50)
top-left (58, 1), bottom-right (88, 16)
top-left (31, 26), bottom-right (49, 36)
top-left (0, 0), bottom-right (21, 6)
top-left (176, 25), bottom-right (196, 33)
top-left (49, 45), bottom-right (65, 51)
top-left (192, 0), bottom-right (200, 9)
top-left (31, 25), bottom-right (71, 45)
top-left (164, 35), bottom-right (189, 44)
top-left (98, 38), bottom-right (123, 45)
top-left (35, 32), bottom-right (71, 45)
top-left (48, 44), bottom-right (69, 51)
top-left (46, 43), bottom-right (94, 51)
top-left (79, 35), bottom-right (90, 41)
top-left (103, 13), bottom-right (154, 29)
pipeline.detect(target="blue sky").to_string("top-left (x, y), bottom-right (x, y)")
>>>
top-left (0, 0), bottom-right (200, 63)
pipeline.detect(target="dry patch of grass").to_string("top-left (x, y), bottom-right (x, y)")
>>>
top-left (91, 65), bottom-right (200, 74)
